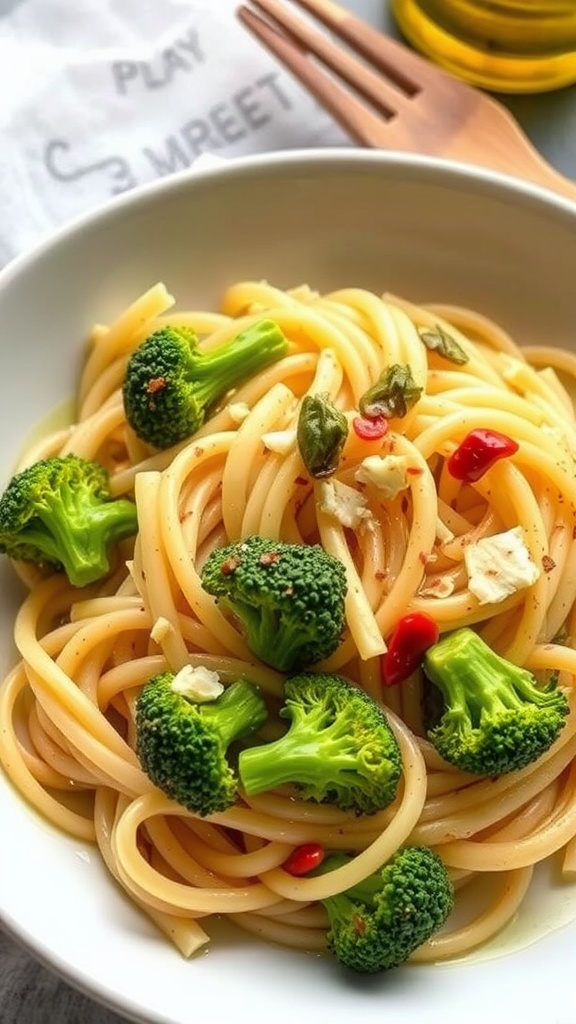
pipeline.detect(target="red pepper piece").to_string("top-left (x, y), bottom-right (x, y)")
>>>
top-left (382, 612), bottom-right (439, 688)
top-left (447, 428), bottom-right (519, 483)
top-left (352, 414), bottom-right (389, 440)
top-left (283, 843), bottom-right (325, 876)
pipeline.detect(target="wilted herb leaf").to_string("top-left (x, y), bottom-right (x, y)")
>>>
top-left (297, 393), bottom-right (349, 478)
top-left (359, 364), bottom-right (422, 420)
top-left (418, 324), bottom-right (469, 365)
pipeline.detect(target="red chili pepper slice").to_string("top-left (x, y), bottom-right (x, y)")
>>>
top-left (283, 843), bottom-right (325, 876)
top-left (382, 612), bottom-right (440, 688)
top-left (352, 414), bottom-right (389, 440)
top-left (447, 428), bottom-right (518, 483)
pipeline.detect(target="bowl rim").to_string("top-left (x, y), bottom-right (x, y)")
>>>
top-left (2, 147), bottom-right (576, 292)
top-left (2, 145), bottom-right (576, 1024)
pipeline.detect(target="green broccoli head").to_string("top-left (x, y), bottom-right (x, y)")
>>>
top-left (200, 535), bottom-right (347, 672)
top-left (320, 847), bottom-right (454, 973)
top-left (135, 670), bottom-right (268, 816)
top-left (0, 454), bottom-right (138, 587)
top-left (423, 627), bottom-right (570, 776)
top-left (238, 672), bottom-right (402, 815)
top-left (122, 320), bottom-right (289, 449)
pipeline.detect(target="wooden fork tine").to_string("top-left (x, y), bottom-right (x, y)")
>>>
top-left (246, 0), bottom-right (407, 117)
top-left (237, 4), bottom-right (394, 147)
top-left (290, 0), bottom-right (441, 93)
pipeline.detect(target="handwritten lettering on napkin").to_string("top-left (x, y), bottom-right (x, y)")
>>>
top-left (0, 0), bottom-right (348, 263)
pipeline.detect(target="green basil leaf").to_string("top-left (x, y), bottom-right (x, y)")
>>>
top-left (418, 324), bottom-right (469, 365)
top-left (359, 364), bottom-right (422, 420)
top-left (297, 393), bottom-right (348, 478)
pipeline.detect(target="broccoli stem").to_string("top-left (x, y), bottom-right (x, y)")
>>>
top-left (239, 706), bottom-right (370, 795)
top-left (424, 627), bottom-right (554, 727)
top-left (197, 678), bottom-right (268, 748)
top-left (227, 600), bottom-right (314, 674)
top-left (321, 892), bottom-right (354, 934)
top-left (32, 490), bottom-right (137, 587)
top-left (189, 320), bottom-right (287, 411)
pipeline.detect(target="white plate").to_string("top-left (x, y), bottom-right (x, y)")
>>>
top-left (2, 151), bottom-right (576, 1024)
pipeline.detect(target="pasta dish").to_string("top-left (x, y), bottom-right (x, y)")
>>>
top-left (1, 279), bottom-right (576, 972)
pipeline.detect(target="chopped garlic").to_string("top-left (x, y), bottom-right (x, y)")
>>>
top-left (227, 401), bottom-right (251, 424)
top-left (261, 428), bottom-right (297, 455)
top-left (170, 664), bottom-right (224, 702)
top-left (464, 526), bottom-right (540, 605)
top-left (419, 575), bottom-right (456, 599)
top-left (150, 616), bottom-right (174, 644)
top-left (355, 454), bottom-right (410, 499)
top-left (318, 479), bottom-right (371, 529)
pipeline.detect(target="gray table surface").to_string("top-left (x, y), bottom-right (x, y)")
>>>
top-left (2, 1), bottom-right (576, 1022)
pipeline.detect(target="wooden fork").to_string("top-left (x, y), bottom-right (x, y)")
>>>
top-left (237, 0), bottom-right (576, 202)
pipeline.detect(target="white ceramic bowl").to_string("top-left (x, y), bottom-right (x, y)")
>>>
top-left (2, 150), bottom-right (576, 1024)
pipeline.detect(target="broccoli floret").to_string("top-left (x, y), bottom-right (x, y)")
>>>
top-left (318, 847), bottom-right (454, 973)
top-left (122, 320), bottom-right (289, 449)
top-left (238, 672), bottom-right (402, 815)
top-left (0, 454), bottom-right (138, 587)
top-left (423, 627), bottom-right (570, 776)
top-left (135, 671), bottom-right (268, 816)
top-left (200, 535), bottom-right (347, 672)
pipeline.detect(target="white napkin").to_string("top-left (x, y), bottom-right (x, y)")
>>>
top-left (0, 0), bottom-right (349, 266)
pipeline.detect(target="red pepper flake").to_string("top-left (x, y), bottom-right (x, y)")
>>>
top-left (542, 554), bottom-right (556, 573)
top-left (353, 914), bottom-right (368, 936)
top-left (220, 556), bottom-right (241, 576)
top-left (146, 376), bottom-right (167, 395)
top-left (447, 428), bottom-right (518, 483)
top-left (283, 843), bottom-right (325, 876)
top-left (381, 612), bottom-right (440, 688)
top-left (406, 466), bottom-right (424, 476)
top-left (294, 475), bottom-right (309, 486)
top-left (352, 414), bottom-right (389, 440)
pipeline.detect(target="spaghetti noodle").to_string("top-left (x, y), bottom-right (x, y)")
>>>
top-left (2, 279), bottom-right (576, 964)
